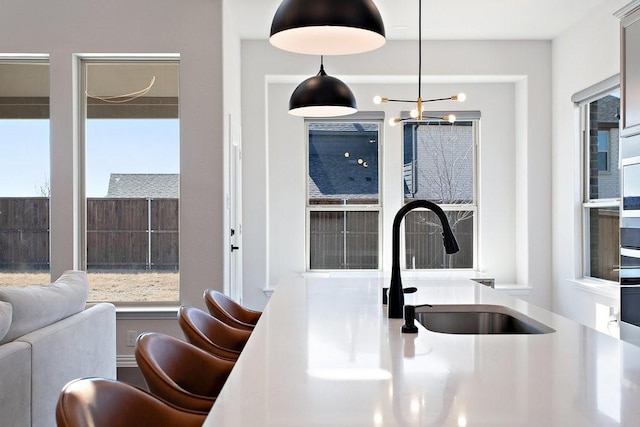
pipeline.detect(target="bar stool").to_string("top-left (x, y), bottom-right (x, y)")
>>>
top-left (56, 377), bottom-right (207, 427)
top-left (135, 332), bottom-right (234, 414)
top-left (178, 305), bottom-right (250, 361)
top-left (203, 289), bottom-right (261, 331)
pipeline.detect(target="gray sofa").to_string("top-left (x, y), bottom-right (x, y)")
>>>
top-left (0, 270), bottom-right (116, 427)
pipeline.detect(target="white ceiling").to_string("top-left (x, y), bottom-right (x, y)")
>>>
top-left (231, 0), bottom-right (612, 41)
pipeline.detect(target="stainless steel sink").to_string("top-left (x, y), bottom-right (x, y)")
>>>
top-left (413, 304), bottom-right (555, 335)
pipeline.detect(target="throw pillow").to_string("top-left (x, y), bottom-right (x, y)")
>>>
top-left (0, 301), bottom-right (11, 342)
top-left (0, 270), bottom-right (89, 344)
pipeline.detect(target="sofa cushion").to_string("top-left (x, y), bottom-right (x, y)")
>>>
top-left (0, 270), bottom-right (89, 344)
top-left (0, 301), bottom-right (12, 342)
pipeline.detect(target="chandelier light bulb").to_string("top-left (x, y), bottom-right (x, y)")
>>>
top-left (446, 114), bottom-right (456, 123)
top-left (373, 95), bottom-right (383, 105)
top-left (410, 109), bottom-right (419, 119)
top-left (389, 117), bottom-right (400, 127)
top-left (454, 93), bottom-right (466, 102)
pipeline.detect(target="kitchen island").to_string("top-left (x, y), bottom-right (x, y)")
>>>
top-left (204, 276), bottom-right (640, 426)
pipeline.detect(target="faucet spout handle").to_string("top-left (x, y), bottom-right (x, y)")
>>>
top-left (382, 286), bottom-right (418, 305)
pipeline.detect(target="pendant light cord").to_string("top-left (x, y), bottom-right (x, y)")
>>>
top-left (318, 55), bottom-right (326, 76)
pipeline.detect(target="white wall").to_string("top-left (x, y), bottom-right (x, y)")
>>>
top-left (241, 40), bottom-right (553, 310)
top-left (0, 0), bottom-right (231, 360)
top-left (551, 0), bottom-right (628, 327)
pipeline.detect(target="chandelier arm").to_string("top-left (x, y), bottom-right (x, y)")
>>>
top-left (422, 96), bottom-right (454, 102)
top-left (385, 98), bottom-right (418, 103)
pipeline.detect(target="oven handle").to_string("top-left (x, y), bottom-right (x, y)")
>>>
top-left (621, 247), bottom-right (640, 258)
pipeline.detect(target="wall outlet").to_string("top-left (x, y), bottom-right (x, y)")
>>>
top-left (126, 330), bottom-right (139, 347)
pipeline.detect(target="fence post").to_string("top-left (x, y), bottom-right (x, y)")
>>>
top-left (148, 197), bottom-right (152, 271)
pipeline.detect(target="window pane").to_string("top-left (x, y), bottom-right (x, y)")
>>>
top-left (588, 95), bottom-right (620, 199)
top-left (403, 119), bottom-right (476, 270)
top-left (309, 211), bottom-right (378, 269)
top-left (584, 88), bottom-right (620, 283)
top-left (0, 61), bottom-right (50, 287)
top-left (404, 121), bottom-right (474, 203)
top-left (308, 122), bottom-right (379, 205)
top-left (404, 210), bottom-right (473, 269)
top-left (84, 61), bottom-right (179, 303)
top-left (588, 207), bottom-right (620, 281)
top-left (307, 119), bottom-right (381, 271)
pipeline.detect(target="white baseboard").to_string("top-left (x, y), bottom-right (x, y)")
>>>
top-left (117, 354), bottom-right (137, 368)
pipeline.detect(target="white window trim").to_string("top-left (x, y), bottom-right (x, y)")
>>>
top-left (305, 115), bottom-right (384, 271)
top-left (576, 78), bottom-right (620, 284)
top-left (77, 55), bottom-right (181, 305)
top-left (401, 117), bottom-right (480, 271)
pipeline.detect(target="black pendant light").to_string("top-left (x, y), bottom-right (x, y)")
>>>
top-left (270, 0), bottom-right (386, 56)
top-left (289, 56), bottom-right (357, 117)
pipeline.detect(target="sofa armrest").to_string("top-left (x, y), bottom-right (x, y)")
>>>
top-left (18, 303), bottom-right (116, 427)
top-left (0, 341), bottom-right (32, 427)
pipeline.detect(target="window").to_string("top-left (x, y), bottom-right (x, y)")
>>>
top-left (81, 58), bottom-right (180, 303)
top-left (597, 130), bottom-right (610, 172)
top-left (306, 118), bottom-right (382, 270)
top-left (0, 59), bottom-right (50, 287)
top-left (582, 89), bottom-right (620, 282)
top-left (402, 118), bottom-right (478, 269)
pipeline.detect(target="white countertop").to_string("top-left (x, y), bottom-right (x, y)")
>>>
top-left (204, 277), bottom-right (640, 426)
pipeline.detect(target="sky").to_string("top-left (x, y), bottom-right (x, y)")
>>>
top-left (1, 119), bottom-right (179, 197)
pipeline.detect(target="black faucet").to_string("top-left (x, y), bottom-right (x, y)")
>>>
top-left (388, 200), bottom-right (460, 318)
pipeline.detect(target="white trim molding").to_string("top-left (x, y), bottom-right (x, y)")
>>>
top-left (615, 1), bottom-right (640, 19)
top-left (117, 354), bottom-right (137, 368)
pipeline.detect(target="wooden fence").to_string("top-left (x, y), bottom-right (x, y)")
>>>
top-left (0, 198), bottom-right (179, 271)
top-left (589, 208), bottom-right (619, 281)
top-left (404, 210), bottom-right (474, 269)
top-left (0, 198), bottom-right (49, 270)
top-left (308, 209), bottom-right (474, 270)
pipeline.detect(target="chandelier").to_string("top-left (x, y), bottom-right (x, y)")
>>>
top-left (374, 0), bottom-right (465, 126)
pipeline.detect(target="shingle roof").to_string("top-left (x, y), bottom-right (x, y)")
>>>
top-left (106, 174), bottom-right (179, 198)
top-left (308, 123), bottom-right (379, 202)
top-left (405, 122), bottom-right (474, 203)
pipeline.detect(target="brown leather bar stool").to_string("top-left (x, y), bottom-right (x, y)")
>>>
top-left (135, 332), bottom-right (234, 414)
top-left (178, 305), bottom-right (251, 361)
top-left (203, 289), bottom-right (262, 331)
top-left (56, 377), bottom-right (207, 427)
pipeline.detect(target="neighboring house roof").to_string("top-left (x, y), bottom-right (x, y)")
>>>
top-left (308, 123), bottom-right (379, 202)
top-left (307, 121), bottom-right (475, 204)
top-left (597, 95), bottom-right (620, 122)
top-left (405, 122), bottom-right (474, 203)
top-left (106, 174), bottom-right (179, 198)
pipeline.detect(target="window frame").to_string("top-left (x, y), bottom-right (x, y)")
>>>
top-left (0, 57), bottom-right (51, 280)
top-left (78, 55), bottom-right (181, 304)
top-left (304, 115), bottom-right (384, 271)
top-left (579, 84), bottom-right (621, 283)
top-left (401, 115), bottom-right (480, 271)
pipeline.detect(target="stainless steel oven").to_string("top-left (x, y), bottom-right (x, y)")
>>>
top-left (620, 156), bottom-right (640, 336)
